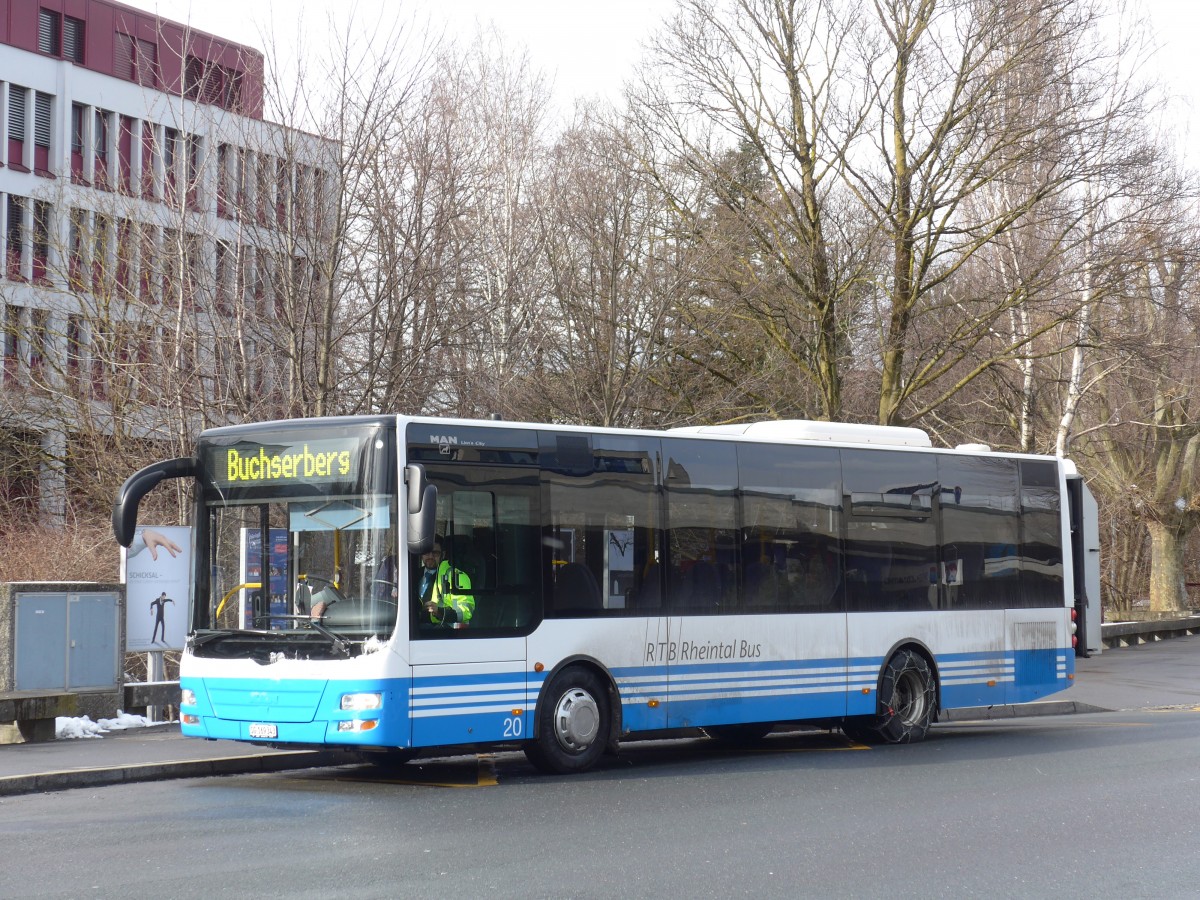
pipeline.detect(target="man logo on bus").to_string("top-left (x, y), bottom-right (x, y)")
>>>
top-left (431, 435), bottom-right (458, 454)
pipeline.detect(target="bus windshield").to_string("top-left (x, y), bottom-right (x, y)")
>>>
top-left (195, 420), bottom-right (398, 643)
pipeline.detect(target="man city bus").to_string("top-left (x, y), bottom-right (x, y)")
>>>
top-left (113, 415), bottom-right (1102, 773)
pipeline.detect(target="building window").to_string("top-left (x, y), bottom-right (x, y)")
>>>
top-left (93, 213), bottom-right (111, 293)
top-left (186, 134), bottom-right (202, 209)
top-left (276, 158), bottom-right (288, 225)
top-left (139, 223), bottom-right (158, 304)
top-left (118, 116), bottom-right (135, 193)
top-left (185, 233), bottom-right (203, 306)
top-left (215, 240), bottom-right (231, 312)
top-left (38, 9), bottom-right (60, 55)
top-left (116, 33), bottom-right (135, 79)
top-left (64, 16), bottom-right (84, 62)
top-left (217, 143), bottom-right (230, 217)
top-left (221, 68), bottom-right (243, 111)
top-left (94, 110), bottom-right (111, 187)
top-left (164, 128), bottom-right (179, 201)
top-left (8, 85), bottom-right (27, 170)
top-left (136, 39), bottom-right (157, 86)
top-left (68, 208), bottom-right (87, 290)
top-left (66, 315), bottom-right (84, 388)
top-left (33, 93), bottom-right (52, 174)
top-left (141, 122), bottom-right (157, 199)
top-left (6, 195), bottom-right (25, 280)
top-left (2, 304), bottom-right (18, 385)
top-left (70, 104), bottom-right (86, 182)
top-left (257, 155), bottom-right (273, 225)
top-left (117, 218), bottom-right (135, 294)
top-left (184, 56), bottom-right (243, 110)
top-left (38, 10), bottom-right (83, 62)
top-left (28, 308), bottom-right (49, 381)
top-left (91, 327), bottom-right (110, 401)
top-left (31, 201), bottom-right (50, 285)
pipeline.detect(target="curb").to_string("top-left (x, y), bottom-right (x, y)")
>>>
top-left (0, 750), bottom-right (351, 798)
top-left (939, 699), bottom-right (1110, 722)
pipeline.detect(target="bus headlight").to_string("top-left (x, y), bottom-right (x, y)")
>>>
top-left (341, 692), bottom-right (383, 711)
top-left (181, 689), bottom-right (197, 706)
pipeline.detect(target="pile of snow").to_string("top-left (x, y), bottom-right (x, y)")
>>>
top-left (55, 711), bottom-right (154, 740)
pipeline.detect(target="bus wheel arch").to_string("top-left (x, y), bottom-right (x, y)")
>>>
top-left (844, 643), bottom-right (939, 745)
top-left (525, 658), bottom-right (618, 774)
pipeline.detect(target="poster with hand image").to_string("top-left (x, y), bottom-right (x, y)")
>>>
top-left (122, 525), bottom-right (191, 651)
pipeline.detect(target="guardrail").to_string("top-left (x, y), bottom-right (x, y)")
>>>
top-left (1101, 615), bottom-right (1200, 648)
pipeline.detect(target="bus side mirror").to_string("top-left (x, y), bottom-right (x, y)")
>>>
top-left (112, 457), bottom-right (197, 547)
top-left (405, 464), bottom-right (437, 555)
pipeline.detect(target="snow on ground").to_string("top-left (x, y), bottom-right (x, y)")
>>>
top-left (55, 712), bottom-right (156, 739)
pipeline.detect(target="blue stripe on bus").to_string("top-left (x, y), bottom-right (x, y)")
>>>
top-left (181, 644), bottom-right (1073, 749)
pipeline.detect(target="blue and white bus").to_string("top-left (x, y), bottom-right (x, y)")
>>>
top-left (113, 416), bottom-right (1101, 773)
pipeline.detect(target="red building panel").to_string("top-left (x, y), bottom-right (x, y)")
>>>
top-left (1, 0), bottom-right (264, 118)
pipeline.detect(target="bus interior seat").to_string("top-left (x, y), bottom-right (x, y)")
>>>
top-left (556, 562), bottom-right (602, 610)
top-left (743, 561), bottom-right (779, 608)
top-left (686, 560), bottom-right (721, 609)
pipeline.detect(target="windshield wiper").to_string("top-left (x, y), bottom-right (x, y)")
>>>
top-left (307, 619), bottom-right (351, 657)
top-left (189, 630), bottom-right (233, 648)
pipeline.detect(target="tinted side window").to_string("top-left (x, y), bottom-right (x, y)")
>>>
top-left (543, 433), bottom-right (661, 617)
top-left (842, 449), bottom-right (939, 611)
top-left (938, 455), bottom-right (1020, 610)
top-left (738, 442), bottom-right (842, 613)
top-left (662, 438), bottom-right (738, 614)
top-left (1020, 460), bottom-right (1064, 607)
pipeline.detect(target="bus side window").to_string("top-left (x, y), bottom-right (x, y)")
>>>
top-left (663, 439), bottom-right (737, 615)
top-left (737, 442), bottom-right (842, 614)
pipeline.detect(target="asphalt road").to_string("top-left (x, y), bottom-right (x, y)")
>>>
top-left (3, 707), bottom-right (1198, 899)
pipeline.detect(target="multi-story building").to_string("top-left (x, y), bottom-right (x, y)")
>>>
top-left (0, 0), bottom-right (336, 526)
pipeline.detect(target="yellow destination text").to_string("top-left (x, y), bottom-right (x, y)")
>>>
top-left (226, 445), bottom-right (352, 483)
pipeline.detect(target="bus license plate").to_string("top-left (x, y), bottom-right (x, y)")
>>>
top-left (249, 723), bottom-right (277, 739)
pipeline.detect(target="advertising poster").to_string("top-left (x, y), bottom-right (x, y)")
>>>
top-left (241, 527), bottom-right (290, 625)
top-left (122, 525), bottom-right (191, 651)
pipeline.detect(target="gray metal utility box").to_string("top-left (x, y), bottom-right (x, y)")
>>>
top-left (0, 582), bottom-right (125, 723)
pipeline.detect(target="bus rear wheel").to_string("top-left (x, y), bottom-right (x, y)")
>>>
top-left (525, 668), bottom-right (610, 775)
top-left (842, 649), bottom-right (936, 745)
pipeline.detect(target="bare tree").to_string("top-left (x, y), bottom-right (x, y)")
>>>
top-left (630, 0), bottom-right (866, 422)
top-left (839, 0), bottom-right (1134, 426)
top-left (1080, 202), bottom-right (1200, 612)
top-left (532, 102), bottom-right (685, 426)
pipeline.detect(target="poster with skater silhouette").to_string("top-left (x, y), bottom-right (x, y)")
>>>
top-left (122, 525), bottom-right (191, 651)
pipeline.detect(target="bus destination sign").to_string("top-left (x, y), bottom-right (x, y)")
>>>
top-left (206, 437), bottom-right (362, 490)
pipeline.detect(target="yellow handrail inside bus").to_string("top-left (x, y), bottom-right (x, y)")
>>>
top-left (215, 582), bottom-right (262, 619)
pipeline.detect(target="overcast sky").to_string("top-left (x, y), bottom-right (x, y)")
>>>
top-left (116, 0), bottom-right (675, 108)
top-left (117, 0), bottom-right (1200, 165)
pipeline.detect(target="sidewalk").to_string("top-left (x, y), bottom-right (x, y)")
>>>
top-left (3, 636), bottom-right (1198, 797)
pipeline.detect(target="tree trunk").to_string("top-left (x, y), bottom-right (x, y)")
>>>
top-left (1145, 520), bottom-right (1187, 613)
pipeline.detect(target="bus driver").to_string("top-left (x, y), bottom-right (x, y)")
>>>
top-left (417, 538), bottom-right (474, 626)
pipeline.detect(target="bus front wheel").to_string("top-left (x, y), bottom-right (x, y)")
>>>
top-left (842, 649), bottom-right (936, 745)
top-left (525, 668), bottom-right (610, 775)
